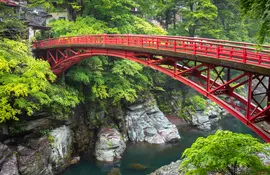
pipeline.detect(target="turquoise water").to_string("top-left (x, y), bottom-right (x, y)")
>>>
top-left (62, 115), bottom-right (258, 175)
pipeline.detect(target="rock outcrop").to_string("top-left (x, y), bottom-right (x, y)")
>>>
top-left (0, 125), bottom-right (74, 175)
top-left (17, 142), bottom-right (53, 175)
top-left (95, 128), bottom-right (126, 162)
top-left (150, 160), bottom-right (182, 175)
top-left (0, 154), bottom-right (19, 175)
top-left (49, 126), bottom-right (73, 173)
top-left (189, 101), bottom-right (227, 131)
top-left (125, 99), bottom-right (180, 144)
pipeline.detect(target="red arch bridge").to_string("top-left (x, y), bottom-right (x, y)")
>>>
top-left (33, 34), bottom-right (270, 142)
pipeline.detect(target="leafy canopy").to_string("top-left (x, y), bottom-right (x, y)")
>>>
top-left (0, 39), bottom-right (80, 122)
top-left (240, 0), bottom-right (270, 43)
top-left (49, 16), bottom-right (166, 37)
top-left (169, 0), bottom-right (220, 38)
top-left (180, 130), bottom-right (270, 175)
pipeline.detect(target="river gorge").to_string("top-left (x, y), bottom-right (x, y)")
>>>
top-left (62, 114), bottom-right (259, 175)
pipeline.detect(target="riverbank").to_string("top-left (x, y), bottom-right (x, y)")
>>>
top-left (62, 115), bottom-right (259, 175)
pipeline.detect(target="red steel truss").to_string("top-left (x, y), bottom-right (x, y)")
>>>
top-left (33, 34), bottom-right (270, 142)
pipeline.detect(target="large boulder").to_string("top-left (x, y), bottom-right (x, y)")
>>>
top-left (150, 160), bottom-right (182, 175)
top-left (49, 126), bottom-right (73, 173)
top-left (95, 128), bottom-right (126, 162)
top-left (125, 100), bottom-right (180, 144)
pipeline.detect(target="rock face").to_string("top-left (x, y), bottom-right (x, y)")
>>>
top-left (17, 141), bottom-right (53, 175)
top-left (49, 126), bottom-right (73, 173)
top-left (258, 147), bottom-right (270, 166)
top-left (125, 100), bottom-right (180, 144)
top-left (0, 143), bottom-right (19, 175)
top-left (95, 128), bottom-right (126, 162)
top-left (150, 160), bottom-right (182, 175)
top-left (0, 125), bottom-right (74, 175)
top-left (0, 154), bottom-right (19, 175)
top-left (189, 101), bottom-right (227, 131)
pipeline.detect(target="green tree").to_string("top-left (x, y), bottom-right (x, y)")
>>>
top-left (169, 0), bottom-right (220, 38)
top-left (49, 16), bottom-right (166, 37)
top-left (180, 130), bottom-right (270, 175)
top-left (82, 0), bottom-right (137, 28)
top-left (240, 0), bottom-right (270, 43)
top-left (0, 39), bottom-right (80, 122)
top-left (213, 0), bottom-right (251, 41)
top-left (154, 0), bottom-right (182, 30)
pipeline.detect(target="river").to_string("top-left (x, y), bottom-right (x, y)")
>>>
top-left (62, 114), bottom-right (259, 175)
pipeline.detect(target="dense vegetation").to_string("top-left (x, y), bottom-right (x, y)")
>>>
top-left (0, 0), bottom-right (269, 123)
top-left (180, 130), bottom-right (270, 175)
top-left (0, 39), bottom-right (80, 122)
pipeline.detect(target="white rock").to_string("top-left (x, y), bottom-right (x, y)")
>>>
top-left (49, 126), bottom-right (73, 166)
top-left (95, 128), bottom-right (126, 162)
top-left (126, 100), bottom-right (180, 144)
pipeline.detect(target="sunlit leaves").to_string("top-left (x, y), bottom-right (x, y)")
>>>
top-left (0, 39), bottom-right (80, 122)
top-left (180, 130), bottom-right (270, 175)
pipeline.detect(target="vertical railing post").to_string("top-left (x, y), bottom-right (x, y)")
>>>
top-left (103, 34), bottom-right (106, 45)
top-left (193, 42), bottom-right (196, 55)
top-left (156, 38), bottom-right (159, 49)
top-left (216, 45), bottom-right (220, 58)
top-left (243, 44), bottom-right (247, 63)
top-left (174, 40), bottom-right (176, 52)
top-left (246, 72), bottom-right (253, 121)
top-left (127, 35), bottom-right (130, 46)
top-left (258, 54), bottom-right (261, 65)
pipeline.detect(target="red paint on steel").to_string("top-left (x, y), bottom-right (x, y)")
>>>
top-left (33, 34), bottom-right (270, 142)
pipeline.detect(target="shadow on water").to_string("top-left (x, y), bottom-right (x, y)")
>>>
top-left (62, 115), bottom-right (259, 175)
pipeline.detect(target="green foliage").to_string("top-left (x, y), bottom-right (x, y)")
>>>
top-left (240, 0), bottom-right (270, 43)
top-left (82, 0), bottom-right (137, 26)
top-left (49, 17), bottom-right (119, 37)
top-left (170, 0), bottom-right (220, 38)
top-left (181, 92), bottom-right (206, 119)
top-left (0, 39), bottom-right (80, 122)
top-left (180, 130), bottom-right (270, 175)
top-left (66, 57), bottom-right (152, 106)
top-left (47, 134), bottom-right (55, 143)
top-left (49, 16), bottom-right (166, 38)
top-left (119, 16), bottom-right (167, 35)
top-left (213, 0), bottom-right (251, 41)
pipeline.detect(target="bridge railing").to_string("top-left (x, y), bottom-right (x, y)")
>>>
top-left (33, 34), bottom-right (270, 68)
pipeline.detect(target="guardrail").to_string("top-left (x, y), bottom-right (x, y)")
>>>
top-left (33, 34), bottom-right (270, 68)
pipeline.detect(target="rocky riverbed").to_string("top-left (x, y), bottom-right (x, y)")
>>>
top-left (0, 95), bottom-right (246, 175)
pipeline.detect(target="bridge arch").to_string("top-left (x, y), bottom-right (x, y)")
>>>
top-left (33, 34), bottom-right (270, 142)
